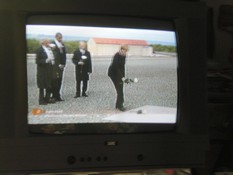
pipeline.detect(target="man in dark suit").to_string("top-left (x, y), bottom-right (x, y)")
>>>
top-left (36, 39), bottom-right (56, 105)
top-left (72, 41), bottom-right (92, 98)
top-left (51, 33), bottom-right (67, 101)
top-left (108, 45), bottom-right (129, 111)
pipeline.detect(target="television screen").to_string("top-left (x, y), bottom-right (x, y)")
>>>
top-left (0, 1), bottom-right (208, 173)
top-left (26, 23), bottom-right (178, 134)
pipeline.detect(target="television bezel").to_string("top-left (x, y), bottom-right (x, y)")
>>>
top-left (0, 0), bottom-right (208, 173)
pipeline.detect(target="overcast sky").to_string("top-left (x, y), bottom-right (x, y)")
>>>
top-left (26, 25), bottom-right (176, 44)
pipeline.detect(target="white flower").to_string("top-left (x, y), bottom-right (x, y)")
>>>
top-left (49, 43), bottom-right (56, 48)
top-left (142, 109), bottom-right (147, 114)
top-left (81, 55), bottom-right (87, 59)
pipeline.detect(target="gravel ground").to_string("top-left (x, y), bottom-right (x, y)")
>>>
top-left (27, 56), bottom-right (177, 123)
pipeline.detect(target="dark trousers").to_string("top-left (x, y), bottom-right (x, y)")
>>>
top-left (52, 77), bottom-right (63, 99)
top-left (39, 88), bottom-right (51, 103)
top-left (76, 79), bottom-right (88, 96)
top-left (110, 77), bottom-right (124, 108)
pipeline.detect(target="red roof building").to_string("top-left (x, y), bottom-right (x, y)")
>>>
top-left (88, 37), bottom-right (152, 56)
top-left (92, 38), bottom-right (148, 46)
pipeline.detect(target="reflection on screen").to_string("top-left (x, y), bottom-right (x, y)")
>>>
top-left (26, 25), bottom-right (177, 126)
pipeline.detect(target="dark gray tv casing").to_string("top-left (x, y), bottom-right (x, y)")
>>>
top-left (0, 0), bottom-right (208, 173)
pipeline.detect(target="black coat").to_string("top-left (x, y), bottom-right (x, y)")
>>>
top-left (72, 49), bottom-right (92, 80)
top-left (36, 46), bottom-right (53, 89)
top-left (108, 52), bottom-right (126, 82)
top-left (51, 41), bottom-right (67, 79)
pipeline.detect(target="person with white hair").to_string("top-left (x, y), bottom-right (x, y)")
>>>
top-left (72, 41), bottom-right (92, 98)
top-left (36, 39), bottom-right (56, 105)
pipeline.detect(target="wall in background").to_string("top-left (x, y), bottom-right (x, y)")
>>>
top-left (204, 0), bottom-right (233, 64)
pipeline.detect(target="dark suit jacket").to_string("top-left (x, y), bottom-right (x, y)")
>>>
top-left (51, 41), bottom-right (67, 66)
top-left (108, 52), bottom-right (126, 82)
top-left (72, 49), bottom-right (92, 80)
top-left (36, 46), bottom-right (52, 89)
top-left (51, 41), bottom-right (67, 78)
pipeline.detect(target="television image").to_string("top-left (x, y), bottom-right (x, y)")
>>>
top-left (26, 24), bottom-right (177, 134)
top-left (0, 0), bottom-right (208, 173)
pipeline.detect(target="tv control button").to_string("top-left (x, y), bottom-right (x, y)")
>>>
top-left (137, 154), bottom-right (144, 161)
top-left (67, 156), bottom-right (76, 165)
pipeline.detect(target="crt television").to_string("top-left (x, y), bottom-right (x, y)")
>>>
top-left (0, 0), bottom-right (208, 174)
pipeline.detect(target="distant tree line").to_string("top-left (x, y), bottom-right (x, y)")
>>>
top-left (27, 39), bottom-right (81, 54)
top-left (27, 39), bottom-right (40, 53)
top-left (150, 44), bottom-right (176, 53)
top-left (27, 39), bottom-right (176, 54)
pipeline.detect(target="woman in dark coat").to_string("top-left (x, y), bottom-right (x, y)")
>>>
top-left (36, 39), bottom-right (55, 105)
top-left (72, 41), bottom-right (92, 97)
top-left (108, 45), bottom-right (129, 111)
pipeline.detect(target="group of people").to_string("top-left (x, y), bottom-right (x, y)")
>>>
top-left (36, 33), bottom-right (67, 105)
top-left (36, 33), bottom-right (128, 111)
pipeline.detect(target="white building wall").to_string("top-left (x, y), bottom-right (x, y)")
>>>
top-left (128, 46), bottom-right (153, 56)
top-left (87, 39), bottom-right (153, 56)
top-left (142, 46), bottom-right (153, 56)
top-left (87, 39), bottom-right (97, 56)
top-left (128, 45), bottom-right (144, 56)
top-left (96, 44), bottom-right (120, 56)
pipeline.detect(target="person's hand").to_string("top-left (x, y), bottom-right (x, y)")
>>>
top-left (46, 58), bottom-right (54, 63)
top-left (122, 77), bottom-right (126, 82)
top-left (122, 78), bottom-right (134, 84)
top-left (78, 61), bottom-right (84, 65)
top-left (59, 64), bottom-right (65, 69)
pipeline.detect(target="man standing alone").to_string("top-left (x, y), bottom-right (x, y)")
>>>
top-left (72, 41), bottom-right (92, 98)
top-left (51, 32), bottom-right (67, 101)
top-left (108, 45), bottom-right (128, 111)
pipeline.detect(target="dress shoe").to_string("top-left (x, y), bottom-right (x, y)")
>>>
top-left (39, 101), bottom-right (47, 105)
top-left (56, 97), bottom-right (64, 101)
top-left (74, 95), bottom-right (80, 98)
top-left (47, 98), bottom-right (56, 104)
top-left (116, 106), bottom-right (126, 111)
top-left (82, 93), bottom-right (88, 97)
